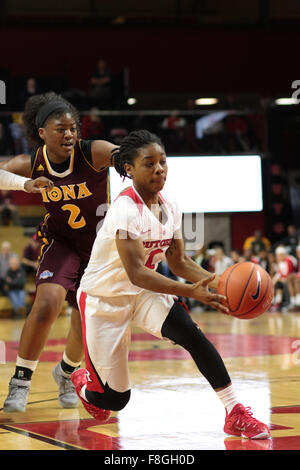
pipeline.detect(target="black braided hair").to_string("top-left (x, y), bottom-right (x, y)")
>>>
top-left (22, 91), bottom-right (81, 149)
top-left (112, 129), bottom-right (164, 180)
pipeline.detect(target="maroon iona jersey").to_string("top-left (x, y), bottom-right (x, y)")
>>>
top-left (31, 139), bottom-right (109, 261)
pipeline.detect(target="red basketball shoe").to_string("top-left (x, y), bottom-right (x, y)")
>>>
top-left (224, 404), bottom-right (270, 439)
top-left (71, 369), bottom-right (111, 422)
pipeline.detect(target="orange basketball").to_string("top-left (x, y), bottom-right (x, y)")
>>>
top-left (217, 262), bottom-right (274, 319)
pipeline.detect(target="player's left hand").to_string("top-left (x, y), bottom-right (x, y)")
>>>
top-left (189, 274), bottom-right (229, 314)
top-left (208, 273), bottom-right (220, 290)
top-left (24, 177), bottom-right (54, 193)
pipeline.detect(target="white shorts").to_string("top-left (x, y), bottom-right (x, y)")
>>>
top-left (77, 289), bottom-right (175, 393)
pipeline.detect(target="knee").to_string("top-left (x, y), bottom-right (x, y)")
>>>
top-left (86, 387), bottom-right (131, 412)
top-left (171, 321), bottom-right (203, 350)
top-left (30, 297), bottom-right (62, 324)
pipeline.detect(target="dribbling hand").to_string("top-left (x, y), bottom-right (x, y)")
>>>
top-left (189, 274), bottom-right (229, 314)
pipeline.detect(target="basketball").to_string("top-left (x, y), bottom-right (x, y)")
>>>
top-left (217, 262), bottom-right (274, 319)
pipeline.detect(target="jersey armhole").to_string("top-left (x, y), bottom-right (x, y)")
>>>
top-left (79, 139), bottom-right (105, 172)
top-left (30, 148), bottom-right (40, 177)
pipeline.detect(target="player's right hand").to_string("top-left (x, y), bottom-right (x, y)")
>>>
top-left (24, 176), bottom-right (54, 193)
top-left (189, 274), bottom-right (229, 314)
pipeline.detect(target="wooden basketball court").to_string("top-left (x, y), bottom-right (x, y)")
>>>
top-left (0, 309), bottom-right (300, 451)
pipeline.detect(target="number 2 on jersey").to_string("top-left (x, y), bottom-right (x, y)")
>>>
top-left (62, 204), bottom-right (86, 229)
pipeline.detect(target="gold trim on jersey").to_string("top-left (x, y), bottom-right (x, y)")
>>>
top-left (30, 148), bottom-right (40, 178)
top-left (38, 212), bottom-right (51, 261)
top-left (78, 139), bottom-right (108, 173)
top-left (42, 145), bottom-right (74, 178)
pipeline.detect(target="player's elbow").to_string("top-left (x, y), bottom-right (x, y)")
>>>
top-left (125, 265), bottom-right (143, 287)
top-left (166, 256), bottom-right (186, 278)
top-left (126, 265), bottom-right (148, 289)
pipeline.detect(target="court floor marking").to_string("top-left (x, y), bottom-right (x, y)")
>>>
top-left (0, 423), bottom-right (83, 450)
top-left (0, 397), bottom-right (58, 412)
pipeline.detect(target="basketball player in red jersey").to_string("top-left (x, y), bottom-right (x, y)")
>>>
top-left (72, 130), bottom-right (270, 440)
top-left (0, 92), bottom-right (118, 412)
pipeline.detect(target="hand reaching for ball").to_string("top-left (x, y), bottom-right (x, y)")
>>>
top-left (189, 274), bottom-right (229, 314)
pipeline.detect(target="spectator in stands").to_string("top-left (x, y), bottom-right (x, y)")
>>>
top-left (19, 78), bottom-right (39, 108)
top-left (193, 245), bottom-right (210, 271)
top-left (267, 251), bottom-right (277, 278)
top-left (162, 110), bottom-right (186, 131)
top-left (156, 254), bottom-right (177, 280)
top-left (0, 121), bottom-right (9, 155)
top-left (88, 59), bottom-right (112, 103)
top-left (243, 230), bottom-right (271, 256)
top-left (277, 224), bottom-right (299, 257)
top-left (9, 113), bottom-right (29, 155)
top-left (240, 248), bottom-right (259, 264)
top-left (161, 110), bottom-right (186, 152)
top-left (3, 255), bottom-right (27, 317)
top-left (21, 234), bottom-right (41, 278)
top-left (258, 249), bottom-right (271, 273)
top-left (0, 241), bottom-right (17, 294)
top-left (81, 108), bottom-right (105, 140)
top-left (224, 114), bottom-right (251, 153)
top-left (205, 248), bottom-right (218, 273)
top-left (230, 249), bottom-right (241, 264)
top-left (287, 245), bottom-right (300, 310)
top-left (109, 128), bottom-right (128, 145)
top-left (271, 246), bottom-right (296, 312)
top-left (0, 190), bottom-right (21, 226)
top-left (214, 247), bottom-right (233, 276)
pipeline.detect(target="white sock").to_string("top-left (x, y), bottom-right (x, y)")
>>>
top-left (275, 293), bottom-right (282, 304)
top-left (15, 355), bottom-right (39, 381)
top-left (16, 355), bottom-right (39, 372)
top-left (296, 294), bottom-right (300, 306)
top-left (291, 296), bottom-right (296, 306)
top-left (216, 384), bottom-right (239, 414)
top-left (62, 351), bottom-right (81, 368)
top-left (60, 352), bottom-right (81, 377)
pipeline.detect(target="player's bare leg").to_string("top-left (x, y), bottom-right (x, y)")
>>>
top-left (3, 283), bottom-right (80, 411)
top-left (64, 307), bottom-right (84, 364)
top-left (18, 283), bottom-right (66, 360)
top-left (52, 307), bottom-right (85, 408)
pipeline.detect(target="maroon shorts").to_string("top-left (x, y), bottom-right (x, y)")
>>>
top-left (36, 238), bottom-right (87, 309)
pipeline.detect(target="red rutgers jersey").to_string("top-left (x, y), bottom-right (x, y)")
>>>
top-left (80, 185), bottom-right (182, 298)
top-left (31, 139), bottom-right (109, 261)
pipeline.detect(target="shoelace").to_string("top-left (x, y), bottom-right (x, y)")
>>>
top-left (9, 383), bottom-right (29, 398)
top-left (234, 406), bottom-right (261, 429)
top-left (59, 375), bottom-right (76, 394)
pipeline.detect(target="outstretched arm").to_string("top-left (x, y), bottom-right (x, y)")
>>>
top-left (0, 168), bottom-right (53, 193)
top-left (115, 230), bottom-right (228, 313)
top-left (166, 234), bottom-right (220, 290)
top-left (90, 140), bottom-right (119, 170)
top-left (0, 153), bottom-right (32, 177)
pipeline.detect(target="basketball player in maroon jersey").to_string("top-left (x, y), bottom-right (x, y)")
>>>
top-left (0, 92), bottom-right (118, 412)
